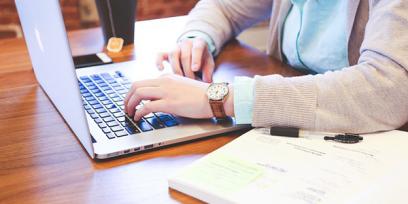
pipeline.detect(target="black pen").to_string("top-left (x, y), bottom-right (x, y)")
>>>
top-left (268, 127), bottom-right (363, 144)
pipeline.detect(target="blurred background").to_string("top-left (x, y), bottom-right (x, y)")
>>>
top-left (0, 0), bottom-right (199, 39)
top-left (0, 0), bottom-right (268, 51)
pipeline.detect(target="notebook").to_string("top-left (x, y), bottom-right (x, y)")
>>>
top-left (169, 128), bottom-right (408, 204)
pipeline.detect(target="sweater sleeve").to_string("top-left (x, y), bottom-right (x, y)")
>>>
top-left (178, 31), bottom-right (217, 56)
top-left (252, 0), bottom-right (408, 133)
top-left (181, 0), bottom-right (273, 55)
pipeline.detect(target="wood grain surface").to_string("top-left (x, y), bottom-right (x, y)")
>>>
top-left (0, 16), bottom-right (405, 204)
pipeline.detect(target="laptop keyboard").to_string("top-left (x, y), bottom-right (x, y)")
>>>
top-left (78, 71), bottom-right (179, 139)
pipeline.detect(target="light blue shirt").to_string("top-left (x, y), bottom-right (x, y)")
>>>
top-left (282, 0), bottom-right (349, 74)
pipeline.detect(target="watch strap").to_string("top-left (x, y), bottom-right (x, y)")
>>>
top-left (209, 100), bottom-right (227, 119)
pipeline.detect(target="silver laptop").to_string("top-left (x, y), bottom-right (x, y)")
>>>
top-left (15, 0), bottom-right (247, 159)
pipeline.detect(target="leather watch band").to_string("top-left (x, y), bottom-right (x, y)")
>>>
top-left (209, 100), bottom-right (226, 119)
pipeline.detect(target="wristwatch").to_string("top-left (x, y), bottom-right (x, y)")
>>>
top-left (206, 82), bottom-right (229, 119)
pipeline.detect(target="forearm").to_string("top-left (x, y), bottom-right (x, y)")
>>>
top-left (252, 55), bottom-right (408, 133)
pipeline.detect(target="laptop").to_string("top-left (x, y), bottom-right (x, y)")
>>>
top-left (15, 0), bottom-right (248, 159)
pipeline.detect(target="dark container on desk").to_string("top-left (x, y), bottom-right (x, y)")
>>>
top-left (95, 0), bottom-right (137, 45)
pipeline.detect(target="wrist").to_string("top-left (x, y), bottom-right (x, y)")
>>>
top-left (224, 84), bottom-right (234, 117)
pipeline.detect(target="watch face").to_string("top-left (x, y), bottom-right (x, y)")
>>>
top-left (207, 83), bottom-right (229, 100)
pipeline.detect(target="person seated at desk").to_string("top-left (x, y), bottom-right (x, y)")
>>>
top-left (124, 0), bottom-right (408, 133)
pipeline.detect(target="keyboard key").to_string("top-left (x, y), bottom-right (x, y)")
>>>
top-left (117, 116), bottom-right (125, 122)
top-left (113, 86), bottom-right (124, 91)
top-left (101, 86), bottom-right (111, 91)
top-left (95, 92), bottom-right (105, 97)
top-left (109, 108), bottom-right (120, 113)
top-left (94, 79), bottom-right (104, 84)
top-left (85, 96), bottom-right (95, 101)
top-left (82, 92), bottom-right (92, 97)
top-left (112, 84), bottom-right (122, 88)
top-left (98, 123), bottom-right (107, 128)
top-left (107, 121), bottom-right (119, 127)
top-left (122, 119), bottom-right (139, 134)
top-left (84, 104), bottom-right (91, 110)
top-left (86, 109), bottom-right (95, 114)
top-left (164, 119), bottom-right (179, 127)
top-left (113, 112), bottom-right (124, 117)
top-left (115, 130), bottom-right (128, 137)
top-left (103, 117), bottom-right (114, 122)
top-left (102, 100), bottom-right (112, 105)
top-left (102, 127), bottom-right (111, 133)
top-left (108, 93), bottom-right (119, 98)
top-left (112, 97), bottom-right (121, 102)
top-left (117, 90), bottom-right (127, 94)
top-left (106, 132), bottom-right (115, 139)
top-left (88, 100), bottom-right (99, 105)
top-left (111, 83), bottom-right (121, 87)
top-left (99, 96), bottom-right (109, 101)
top-left (95, 108), bottom-right (107, 113)
top-left (85, 82), bottom-right (95, 86)
top-left (105, 104), bottom-right (116, 109)
top-left (137, 120), bottom-right (153, 132)
top-left (79, 76), bottom-right (90, 80)
top-left (99, 112), bottom-right (110, 118)
top-left (157, 114), bottom-right (179, 127)
top-left (88, 85), bottom-right (98, 90)
top-left (145, 117), bottom-right (165, 129)
top-left (111, 126), bottom-right (124, 132)
top-left (158, 114), bottom-right (173, 121)
top-left (90, 113), bottom-right (98, 119)
top-left (91, 89), bottom-right (102, 94)
top-left (107, 79), bottom-right (116, 84)
top-left (80, 89), bottom-right (89, 94)
top-left (105, 90), bottom-right (115, 94)
top-left (116, 101), bottom-right (124, 106)
top-left (92, 104), bottom-right (103, 109)
top-left (94, 118), bottom-right (103, 123)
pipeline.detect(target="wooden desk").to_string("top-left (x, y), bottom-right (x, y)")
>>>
top-left (0, 16), bottom-right (406, 203)
top-left (0, 17), bottom-right (299, 203)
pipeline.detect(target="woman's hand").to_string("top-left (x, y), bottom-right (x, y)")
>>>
top-left (156, 38), bottom-right (215, 83)
top-left (124, 74), bottom-right (234, 121)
